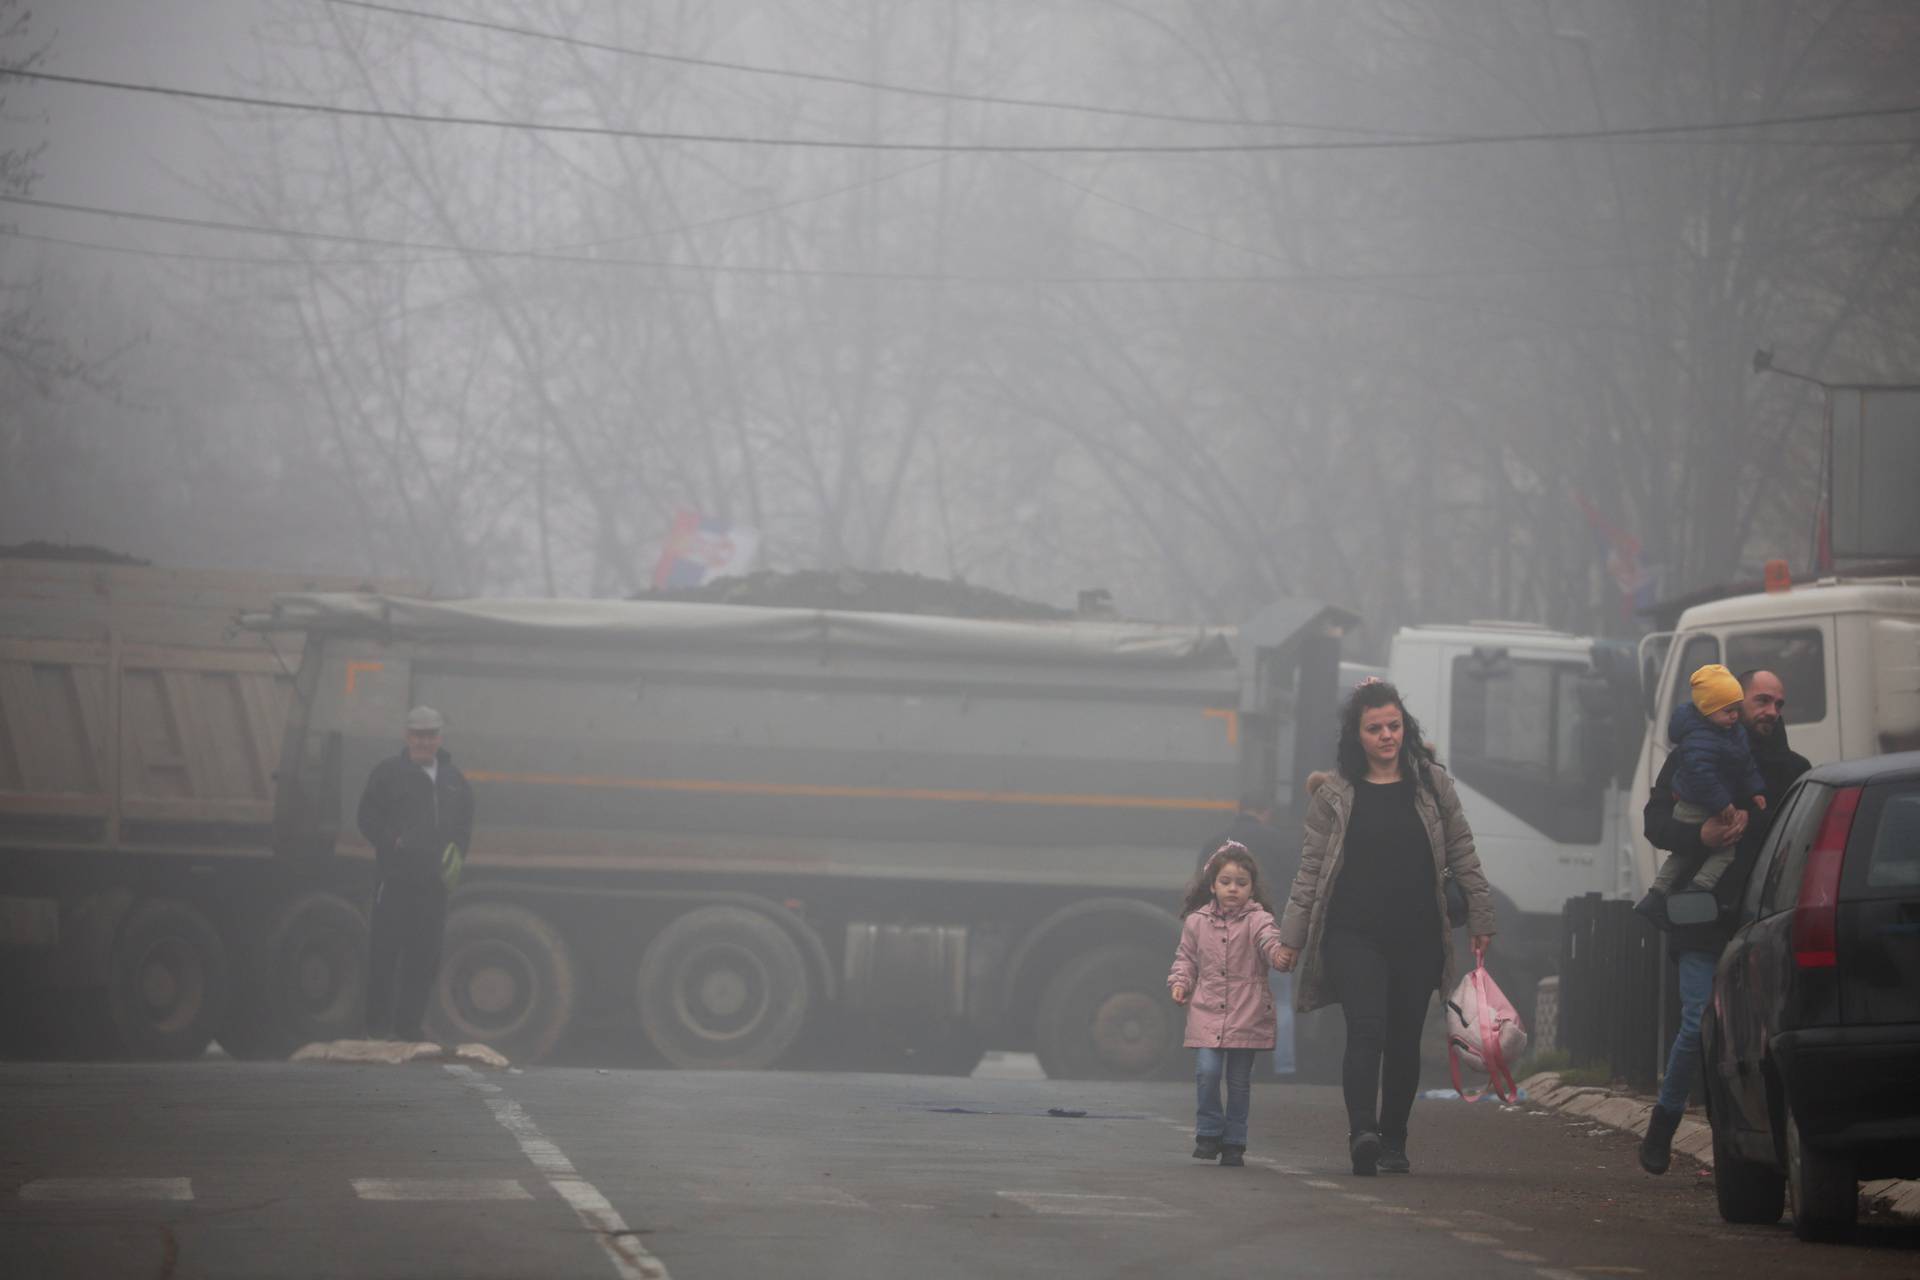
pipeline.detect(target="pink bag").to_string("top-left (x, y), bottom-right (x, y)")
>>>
top-left (1446, 944), bottom-right (1528, 1103)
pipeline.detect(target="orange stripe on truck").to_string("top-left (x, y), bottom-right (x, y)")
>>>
top-left (464, 771), bottom-right (1235, 812)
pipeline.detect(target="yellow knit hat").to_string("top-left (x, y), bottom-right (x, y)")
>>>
top-left (1690, 663), bottom-right (1744, 717)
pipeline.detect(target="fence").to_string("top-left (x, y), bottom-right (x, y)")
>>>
top-left (1556, 893), bottom-right (1669, 1091)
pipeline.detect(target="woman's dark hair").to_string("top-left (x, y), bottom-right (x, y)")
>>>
top-left (1335, 679), bottom-right (1437, 790)
top-left (1180, 841), bottom-right (1277, 916)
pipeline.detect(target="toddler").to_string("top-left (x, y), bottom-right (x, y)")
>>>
top-left (1644, 664), bottom-right (1765, 909)
top-left (1169, 841), bottom-right (1289, 1167)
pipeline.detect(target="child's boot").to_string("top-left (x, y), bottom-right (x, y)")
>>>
top-left (1192, 1134), bottom-right (1222, 1160)
top-left (1218, 1144), bottom-right (1245, 1167)
top-left (1632, 887), bottom-right (1667, 926)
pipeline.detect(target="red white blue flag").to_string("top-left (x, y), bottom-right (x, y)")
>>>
top-left (651, 509), bottom-right (761, 589)
top-left (1573, 491), bottom-right (1659, 616)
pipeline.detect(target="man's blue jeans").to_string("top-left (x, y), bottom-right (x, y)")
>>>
top-left (1271, 970), bottom-right (1295, 1074)
top-left (1195, 1047), bottom-right (1257, 1146)
top-left (1656, 949), bottom-right (1717, 1114)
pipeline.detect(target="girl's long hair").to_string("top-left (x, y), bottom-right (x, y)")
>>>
top-left (1180, 841), bottom-right (1276, 916)
top-left (1336, 679), bottom-right (1437, 790)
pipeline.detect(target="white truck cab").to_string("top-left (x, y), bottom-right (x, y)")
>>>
top-left (1628, 575), bottom-right (1920, 891)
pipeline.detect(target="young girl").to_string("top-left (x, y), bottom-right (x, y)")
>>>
top-left (1169, 841), bottom-right (1289, 1167)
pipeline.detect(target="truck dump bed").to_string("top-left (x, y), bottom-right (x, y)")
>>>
top-left (0, 561), bottom-right (414, 857)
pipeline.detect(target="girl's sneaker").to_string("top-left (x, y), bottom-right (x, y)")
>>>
top-left (1376, 1146), bottom-right (1411, 1174)
top-left (1219, 1144), bottom-right (1246, 1168)
top-left (1349, 1130), bottom-right (1381, 1176)
top-left (1192, 1134), bottom-right (1223, 1160)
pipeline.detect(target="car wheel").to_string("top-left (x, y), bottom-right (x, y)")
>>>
top-left (1709, 1076), bottom-right (1784, 1225)
top-left (1785, 1093), bottom-right (1857, 1242)
top-left (1033, 944), bottom-right (1184, 1080)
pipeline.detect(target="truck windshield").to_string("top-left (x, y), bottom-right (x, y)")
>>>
top-left (1449, 655), bottom-right (1603, 844)
top-left (1723, 628), bottom-right (1827, 724)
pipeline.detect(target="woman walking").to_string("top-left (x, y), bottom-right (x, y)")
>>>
top-left (1273, 679), bottom-right (1495, 1175)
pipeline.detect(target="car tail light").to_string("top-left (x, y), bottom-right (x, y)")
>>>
top-left (1792, 785), bottom-right (1862, 969)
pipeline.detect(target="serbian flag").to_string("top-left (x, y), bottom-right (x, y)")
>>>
top-left (1573, 491), bottom-right (1659, 615)
top-left (651, 509), bottom-right (761, 589)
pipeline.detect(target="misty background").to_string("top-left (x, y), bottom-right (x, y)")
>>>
top-left (4, 0), bottom-right (1917, 648)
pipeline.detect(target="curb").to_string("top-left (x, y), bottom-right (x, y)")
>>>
top-left (1520, 1071), bottom-right (1920, 1222)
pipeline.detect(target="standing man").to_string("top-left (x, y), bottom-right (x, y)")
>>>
top-left (1203, 792), bottom-right (1300, 1076)
top-left (1637, 669), bottom-right (1809, 1174)
top-left (357, 706), bottom-right (474, 1042)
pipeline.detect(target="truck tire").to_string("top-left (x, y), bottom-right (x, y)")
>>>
top-left (1710, 1079), bottom-right (1784, 1225)
top-left (106, 897), bottom-right (230, 1059)
top-left (222, 892), bottom-right (368, 1059)
top-left (429, 902), bottom-right (576, 1064)
top-left (1785, 1093), bottom-right (1856, 1242)
top-left (1033, 944), bottom-right (1184, 1081)
top-left (636, 906), bottom-right (810, 1071)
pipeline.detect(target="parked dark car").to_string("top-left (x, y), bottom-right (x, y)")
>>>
top-left (1699, 750), bottom-right (1920, 1241)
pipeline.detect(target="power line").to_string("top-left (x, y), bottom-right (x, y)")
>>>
top-left (1, 191), bottom-right (1845, 287)
top-left (328, 0), bottom-right (1421, 137)
top-left (6, 66), bottom-right (1919, 154)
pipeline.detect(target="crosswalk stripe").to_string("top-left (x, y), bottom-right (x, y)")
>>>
top-left (18, 1178), bottom-right (193, 1201)
top-left (351, 1178), bottom-right (533, 1201)
top-left (996, 1191), bottom-right (1183, 1218)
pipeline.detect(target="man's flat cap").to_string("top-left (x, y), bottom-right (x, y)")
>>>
top-left (405, 705), bottom-right (446, 732)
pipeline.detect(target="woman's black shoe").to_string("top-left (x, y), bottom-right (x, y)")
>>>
top-left (1376, 1146), bottom-right (1411, 1174)
top-left (1192, 1134), bottom-right (1223, 1160)
top-left (1349, 1130), bottom-right (1381, 1176)
top-left (1219, 1144), bottom-right (1246, 1167)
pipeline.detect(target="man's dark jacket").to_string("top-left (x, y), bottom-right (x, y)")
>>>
top-left (356, 748), bottom-right (475, 884)
top-left (1201, 812), bottom-right (1298, 905)
top-left (1643, 721), bottom-right (1811, 952)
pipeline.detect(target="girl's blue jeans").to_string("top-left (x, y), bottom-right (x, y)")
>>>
top-left (1195, 1047), bottom-right (1257, 1146)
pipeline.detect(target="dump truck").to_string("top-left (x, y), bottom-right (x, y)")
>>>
top-left (243, 592), bottom-right (1352, 1076)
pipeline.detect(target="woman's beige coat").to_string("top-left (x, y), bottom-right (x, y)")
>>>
top-left (1277, 764), bottom-right (1497, 1013)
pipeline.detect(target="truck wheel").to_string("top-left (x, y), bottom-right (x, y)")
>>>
top-left (1710, 1081), bottom-right (1784, 1225)
top-left (1034, 945), bottom-right (1183, 1080)
top-left (106, 898), bottom-right (229, 1059)
top-left (222, 892), bottom-right (368, 1058)
top-left (429, 902), bottom-right (576, 1063)
top-left (636, 906), bottom-right (810, 1070)
top-left (1785, 1093), bottom-right (1856, 1242)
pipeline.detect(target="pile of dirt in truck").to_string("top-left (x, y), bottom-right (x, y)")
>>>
top-left (636, 568), bottom-right (1074, 621)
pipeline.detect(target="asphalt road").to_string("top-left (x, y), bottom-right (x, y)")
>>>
top-left (3, 1057), bottom-right (1916, 1279)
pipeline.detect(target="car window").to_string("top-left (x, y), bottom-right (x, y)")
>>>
top-left (1759, 783), bottom-right (1831, 916)
top-left (1863, 786), bottom-right (1920, 890)
top-left (1723, 629), bottom-right (1827, 724)
top-left (1666, 634), bottom-right (1720, 724)
top-left (1743, 784), bottom-right (1806, 920)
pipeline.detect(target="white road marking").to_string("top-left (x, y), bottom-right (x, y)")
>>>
top-left (1462, 1208), bottom-right (1537, 1233)
top-left (1417, 1217), bottom-right (1453, 1228)
top-left (352, 1178), bottom-right (531, 1202)
top-left (446, 1065), bottom-right (667, 1280)
top-left (1451, 1231), bottom-right (1502, 1245)
top-left (1499, 1251), bottom-right (1547, 1264)
top-left (1536, 1270), bottom-right (1587, 1280)
top-left (1302, 1179), bottom-right (1342, 1189)
top-left (1371, 1205), bottom-right (1418, 1215)
top-left (1342, 1193), bottom-right (1382, 1203)
top-left (997, 1191), bottom-right (1184, 1219)
top-left (18, 1178), bottom-right (192, 1202)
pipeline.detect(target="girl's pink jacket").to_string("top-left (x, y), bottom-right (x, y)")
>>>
top-left (1167, 901), bottom-right (1287, 1050)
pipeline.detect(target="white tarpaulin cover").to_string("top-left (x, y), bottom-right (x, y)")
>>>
top-left (245, 593), bottom-right (1240, 667)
